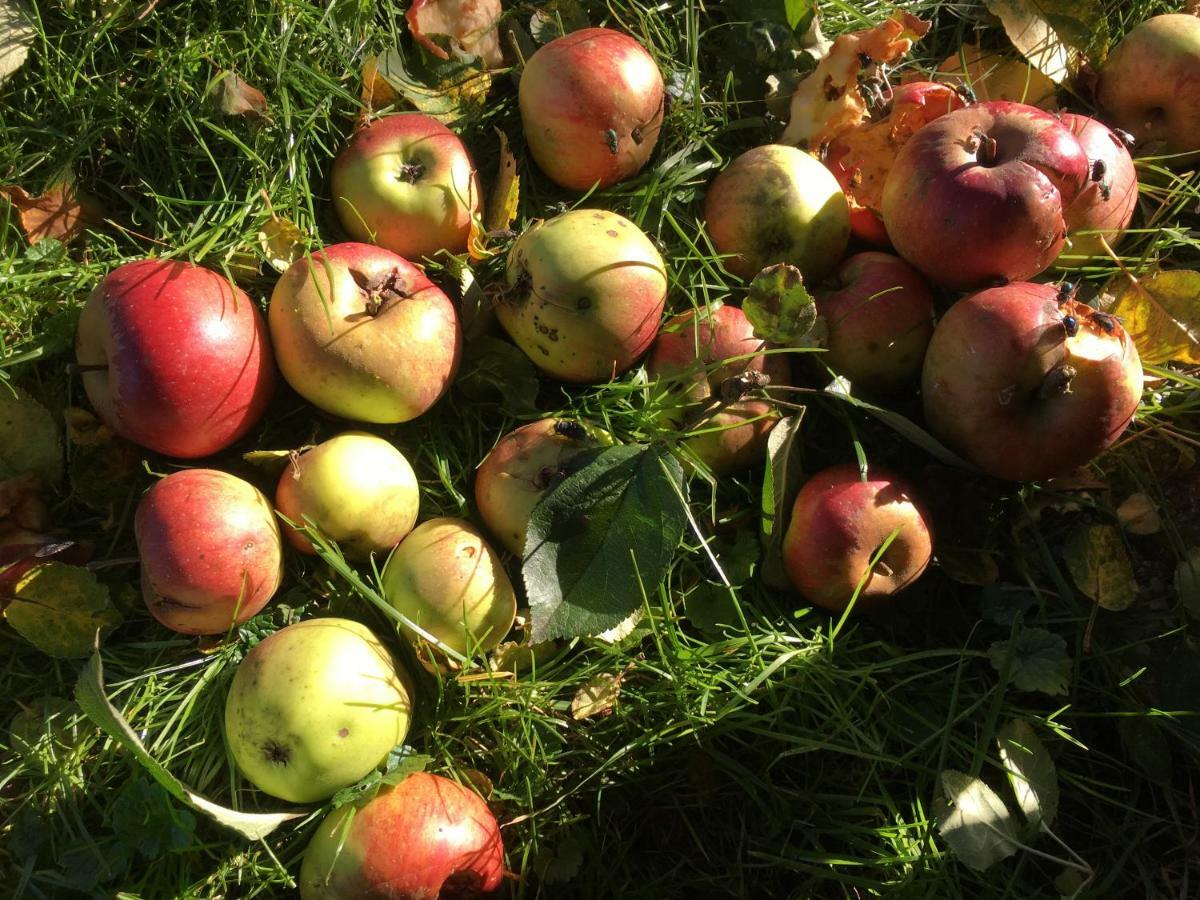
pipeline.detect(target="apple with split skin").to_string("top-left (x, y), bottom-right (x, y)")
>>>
top-left (782, 463), bottom-right (933, 613)
top-left (268, 242), bottom-right (461, 423)
top-left (519, 27), bottom-right (664, 191)
top-left (881, 100), bottom-right (1090, 290)
top-left (299, 771), bottom-right (504, 899)
top-left (921, 281), bottom-right (1143, 482)
top-left (75, 258), bottom-right (275, 458)
top-left (1056, 113), bottom-right (1139, 268)
top-left (135, 469), bottom-right (283, 635)
top-left (331, 112), bottom-right (480, 260)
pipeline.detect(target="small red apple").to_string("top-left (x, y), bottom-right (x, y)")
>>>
top-left (782, 463), bottom-right (933, 613)
top-left (519, 27), bottom-right (664, 191)
top-left (922, 282), bottom-right (1143, 482)
top-left (75, 259), bottom-right (275, 458)
top-left (135, 469), bottom-right (283, 635)
top-left (1055, 113), bottom-right (1139, 267)
top-left (299, 771), bottom-right (504, 899)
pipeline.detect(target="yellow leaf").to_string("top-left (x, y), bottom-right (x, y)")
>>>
top-left (64, 407), bottom-right (112, 448)
top-left (1064, 524), bottom-right (1137, 611)
top-left (1102, 269), bottom-right (1200, 365)
top-left (257, 215), bottom-right (306, 273)
top-left (5, 563), bottom-right (122, 657)
top-left (361, 54), bottom-right (401, 112)
top-left (485, 127), bottom-right (520, 233)
top-left (570, 671), bottom-right (624, 720)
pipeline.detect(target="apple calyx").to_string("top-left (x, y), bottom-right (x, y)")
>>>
top-left (351, 268), bottom-right (411, 317)
top-left (397, 160), bottom-right (425, 184)
top-left (262, 738), bottom-right (291, 766)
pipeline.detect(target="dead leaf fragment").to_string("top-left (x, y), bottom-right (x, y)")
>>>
top-left (407, 0), bottom-right (504, 69)
top-left (935, 43), bottom-right (1058, 109)
top-left (0, 0), bottom-right (34, 84)
top-left (571, 671), bottom-right (625, 720)
top-left (257, 215), bottom-right (306, 272)
top-left (361, 54), bottom-right (401, 114)
top-left (208, 70), bottom-right (269, 122)
top-left (1064, 523), bottom-right (1137, 611)
top-left (1101, 270), bottom-right (1200, 365)
top-left (1116, 493), bottom-right (1161, 535)
top-left (0, 385), bottom-right (62, 484)
top-left (64, 407), bottom-right (112, 448)
top-left (486, 128), bottom-right (520, 233)
top-left (1, 182), bottom-right (102, 246)
top-left (982, 0), bottom-right (1105, 87)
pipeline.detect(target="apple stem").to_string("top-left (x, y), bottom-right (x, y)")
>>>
top-left (74, 363), bottom-right (109, 374)
top-left (978, 134), bottom-right (999, 166)
top-left (874, 559), bottom-right (894, 578)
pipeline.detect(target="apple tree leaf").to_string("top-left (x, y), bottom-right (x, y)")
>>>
top-left (5, 563), bottom-right (122, 658)
top-left (1101, 270), bottom-right (1200, 365)
top-left (0, 384), bottom-right (61, 485)
top-left (529, 0), bottom-right (589, 45)
top-left (207, 70), bottom-right (269, 122)
top-left (935, 770), bottom-right (1020, 872)
top-left (372, 42), bottom-right (491, 125)
top-left (988, 627), bottom-right (1071, 696)
top-left (996, 719), bottom-right (1058, 830)
top-left (1, 181), bottom-right (103, 246)
top-left (983, 0), bottom-right (1106, 85)
top-left (257, 215), bottom-right (307, 273)
top-left (685, 582), bottom-right (743, 636)
top-left (745, 264), bottom-right (819, 345)
top-left (485, 127), bottom-right (520, 233)
top-left (524, 445), bottom-right (687, 643)
top-left (1063, 523), bottom-right (1137, 611)
top-left (570, 670), bottom-right (624, 720)
top-left (760, 412), bottom-right (804, 590)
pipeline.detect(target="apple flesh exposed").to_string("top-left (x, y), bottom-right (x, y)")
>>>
top-left (497, 209), bottom-right (667, 383)
top-left (268, 242), bottom-right (461, 423)
top-left (135, 469), bottom-right (283, 635)
top-left (224, 618), bottom-right (413, 804)
top-left (475, 418), bottom-right (613, 555)
top-left (704, 144), bottom-right (850, 283)
top-left (782, 463), bottom-right (933, 613)
top-left (75, 259), bottom-right (275, 458)
top-left (922, 282), bottom-right (1143, 482)
top-left (647, 304), bottom-right (789, 474)
top-left (274, 432), bottom-right (419, 560)
top-left (331, 113), bottom-right (480, 260)
top-left (1097, 14), bottom-right (1200, 165)
top-left (519, 27), bottom-right (664, 191)
top-left (813, 251), bottom-right (935, 395)
top-left (1056, 113), bottom-right (1139, 268)
top-left (381, 517), bottom-right (517, 657)
top-left (881, 101), bottom-right (1089, 290)
top-left (299, 771), bottom-right (504, 900)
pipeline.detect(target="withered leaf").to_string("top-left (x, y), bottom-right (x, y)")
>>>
top-left (1, 182), bottom-right (102, 246)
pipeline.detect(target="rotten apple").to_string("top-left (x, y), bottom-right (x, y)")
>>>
top-left (1056, 113), bottom-right (1139, 268)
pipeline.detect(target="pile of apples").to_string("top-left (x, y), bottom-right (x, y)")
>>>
top-left (66, 12), bottom-right (1199, 899)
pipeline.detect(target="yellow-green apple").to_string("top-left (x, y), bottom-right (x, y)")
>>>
top-left (519, 27), bottom-right (664, 191)
top-left (922, 282), bottom-right (1143, 482)
top-left (134, 469), bottom-right (283, 635)
top-left (75, 259), bottom-right (275, 458)
top-left (782, 463), bottom-right (933, 613)
top-left (268, 243), bottom-right (461, 422)
top-left (224, 617), bottom-right (413, 803)
top-left (474, 418), bottom-right (613, 555)
top-left (381, 517), bottom-right (516, 657)
top-left (331, 113), bottom-right (480, 260)
top-left (1097, 14), bottom-right (1200, 165)
top-left (496, 209), bottom-right (666, 383)
top-left (274, 432), bottom-right (419, 560)
top-left (647, 304), bottom-right (788, 474)
top-left (812, 251), bottom-right (935, 395)
top-left (299, 771), bottom-right (503, 899)
top-left (936, 44), bottom-right (1059, 109)
top-left (1056, 113), bottom-right (1139, 268)
top-left (880, 101), bottom-right (1089, 290)
top-left (704, 144), bottom-right (850, 282)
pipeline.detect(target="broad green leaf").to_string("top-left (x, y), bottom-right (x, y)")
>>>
top-left (745, 264), bottom-right (818, 344)
top-left (5, 563), bottom-right (121, 658)
top-left (935, 770), bottom-right (1019, 872)
top-left (983, 0), bottom-right (1105, 85)
top-left (373, 42), bottom-right (491, 125)
top-left (1063, 523), bottom-right (1137, 611)
top-left (728, 0), bottom-right (815, 33)
top-left (685, 582), bottom-right (743, 636)
top-left (1102, 270), bottom-right (1200, 365)
top-left (524, 445), bottom-right (687, 643)
top-left (784, 0), bottom-right (816, 32)
top-left (760, 412), bottom-right (804, 590)
top-left (0, 384), bottom-right (62, 484)
top-left (529, 0), bottom-right (588, 45)
top-left (75, 652), bottom-right (304, 840)
top-left (996, 719), bottom-right (1059, 829)
top-left (988, 627), bottom-right (1071, 696)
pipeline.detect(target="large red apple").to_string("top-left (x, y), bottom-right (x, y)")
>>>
top-left (135, 469), bottom-right (283, 634)
top-left (331, 113), bottom-right (480, 260)
top-left (1097, 13), bottom-right (1200, 165)
top-left (1057, 113), bottom-right (1139, 267)
top-left (299, 771), bottom-right (504, 899)
top-left (782, 463), bottom-right (933, 613)
top-left (813, 251), bottom-right (935, 395)
top-left (922, 282), bottom-right (1143, 482)
top-left (519, 27), bottom-right (664, 191)
top-left (268, 242), bottom-right (461, 422)
top-left (75, 259), bottom-right (275, 458)
top-left (880, 101), bottom-right (1089, 290)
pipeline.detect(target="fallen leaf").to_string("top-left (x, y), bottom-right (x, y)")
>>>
top-left (241, 448), bottom-right (298, 476)
top-left (1100, 270), bottom-right (1200, 365)
top-left (592, 608), bottom-right (642, 643)
top-left (1116, 493), bottom-right (1161, 535)
top-left (460, 768), bottom-right (494, 799)
top-left (360, 54), bottom-right (401, 113)
top-left (485, 128), bottom-right (520, 233)
top-left (935, 43), bottom-right (1059, 109)
top-left (369, 44), bottom-right (491, 125)
top-left (983, 0), bottom-right (1105, 86)
top-left (1, 181), bottom-right (102, 246)
top-left (208, 70), bottom-right (269, 122)
top-left (5, 562), bottom-right (122, 658)
top-left (257, 215), bottom-right (306, 272)
top-left (935, 770), bottom-right (1019, 872)
top-left (408, 0), bottom-right (504, 68)
top-left (1064, 523), bottom-right (1137, 610)
top-left (571, 671), bottom-right (625, 720)
top-left (760, 412), bottom-right (805, 590)
top-left (529, 0), bottom-right (589, 46)
top-left (0, 385), bottom-right (62, 484)
top-left (0, 0), bottom-right (33, 84)
top-left (0, 473), bottom-right (49, 531)
top-left (63, 407), bottom-right (112, 448)
top-left (996, 719), bottom-right (1059, 829)
top-left (745, 263), bottom-right (818, 344)
top-left (988, 627), bottom-right (1071, 696)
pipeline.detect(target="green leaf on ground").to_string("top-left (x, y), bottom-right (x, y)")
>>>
top-left (745, 263), bottom-right (818, 345)
top-left (5, 563), bottom-right (121, 658)
top-left (935, 769), bottom-right (1019, 872)
top-left (0, 384), bottom-right (62, 484)
top-left (1063, 523), bottom-right (1137, 611)
top-left (373, 42), bottom-right (491, 124)
top-left (989, 627), bottom-right (1071, 696)
top-left (685, 582), bottom-right (742, 636)
top-left (996, 719), bottom-right (1058, 829)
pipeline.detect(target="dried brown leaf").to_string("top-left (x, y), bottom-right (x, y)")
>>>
top-left (407, 0), bottom-right (504, 68)
top-left (208, 70), bottom-right (269, 121)
top-left (1, 182), bottom-right (102, 246)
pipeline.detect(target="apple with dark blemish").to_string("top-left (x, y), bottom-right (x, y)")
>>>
top-left (224, 617), bottom-right (414, 803)
top-left (268, 242), bottom-right (461, 422)
top-left (1055, 113), bottom-right (1139, 268)
top-left (496, 209), bottom-right (667, 383)
top-left (135, 468), bottom-right (283, 635)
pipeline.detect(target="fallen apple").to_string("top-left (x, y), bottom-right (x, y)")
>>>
top-left (1056, 113), bottom-right (1139, 268)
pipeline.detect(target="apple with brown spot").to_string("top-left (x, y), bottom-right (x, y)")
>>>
top-left (1056, 113), bottom-right (1139, 267)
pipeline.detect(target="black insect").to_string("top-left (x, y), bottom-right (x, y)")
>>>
top-left (1056, 281), bottom-right (1079, 305)
top-left (1092, 311), bottom-right (1118, 334)
top-left (1062, 314), bottom-right (1079, 337)
top-left (605, 129), bottom-right (619, 155)
top-left (554, 420), bottom-right (587, 441)
top-left (1091, 158), bottom-right (1107, 182)
top-left (952, 82), bottom-right (977, 104)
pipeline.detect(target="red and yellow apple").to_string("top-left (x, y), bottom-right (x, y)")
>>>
top-left (1056, 113), bottom-right (1139, 267)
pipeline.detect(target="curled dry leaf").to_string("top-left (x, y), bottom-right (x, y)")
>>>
top-left (407, 0), bottom-right (504, 69)
top-left (1117, 493), bottom-right (1161, 535)
top-left (570, 670), bottom-right (626, 720)
top-left (257, 215), bottom-right (306, 273)
top-left (1100, 270), bottom-right (1200, 365)
top-left (486, 128), bottom-right (520, 233)
top-left (208, 70), bottom-right (269, 122)
top-left (1, 182), bottom-right (103, 246)
top-left (983, 0), bottom-right (1102, 86)
top-left (0, 0), bottom-right (34, 84)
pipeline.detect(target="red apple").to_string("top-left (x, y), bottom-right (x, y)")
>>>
top-left (268, 242), bottom-right (461, 422)
top-left (1097, 13), bottom-right (1200, 165)
top-left (647, 304), bottom-right (789, 474)
top-left (782, 463), bottom-right (933, 613)
top-left (299, 771), bottom-right (504, 899)
top-left (331, 113), bottom-right (481, 260)
top-left (519, 27), bottom-right (664, 191)
top-left (813, 252), bottom-right (935, 395)
top-left (75, 259), bottom-right (275, 458)
top-left (135, 469), bottom-right (283, 635)
top-left (1057, 113), bottom-right (1139, 267)
top-left (922, 282), bottom-right (1143, 482)
top-left (880, 101), bottom-right (1089, 290)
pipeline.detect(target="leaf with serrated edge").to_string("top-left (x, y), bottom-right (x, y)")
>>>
top-left (984, 0), bottom-right (1096, 85)
top-left (1063, 524), bottom-right (1137, 611)
top-left (6, 564), bottom-right (121, 658)
top-left (996, 719), bottom-right (1059, 829)
top-left (0, 384), bottom-right (62, 484)
top-left (935, 769), bottom-right (1019, 871)
top-left (1102, 270), bottom-right (1200, 365)
top-left (988, 627), bottom-right (1071, 696)
top-left (745, 264), bottom-right (817, 344)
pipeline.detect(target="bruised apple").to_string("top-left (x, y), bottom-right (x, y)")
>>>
top-left (1056, 113), bottom-right (1139, 268)
top-left (922, 282), bottom-right (1143, 482)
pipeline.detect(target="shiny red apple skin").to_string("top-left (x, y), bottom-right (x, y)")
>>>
top-left (299, 772), bottom-right (504, 899)
top-left (922, 282), bottom-right (1143, 482)
top-left (880, 101), bottom-right (1090, 290)
top-left (1055, 113), bottom-right (1139, 267)
top-left (782, 463), bottom-right (933, 613)
top-left (134, 469), bottom-right (283, 635)
top-left (75, 259), bottom-right (275, 458)
top-left (519, 27), bottom-right (664, 191)
top-left (814, 251), bottom-right (935, 395)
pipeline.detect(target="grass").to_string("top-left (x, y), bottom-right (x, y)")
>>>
top-left (2, 0), bottom-right (1200, 897)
